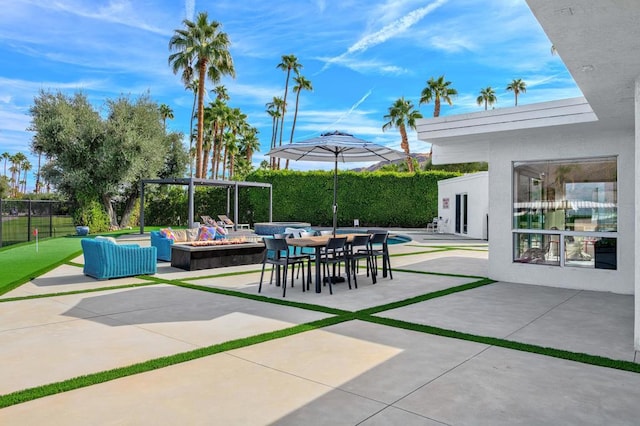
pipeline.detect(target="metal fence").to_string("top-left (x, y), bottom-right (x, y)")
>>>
top-left (0, 199), bottom-right (74, 248)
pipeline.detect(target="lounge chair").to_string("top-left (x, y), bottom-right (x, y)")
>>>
top-left (218, 214), bottom-right (250, 230)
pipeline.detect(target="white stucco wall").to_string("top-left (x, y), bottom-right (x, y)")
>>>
top-left (487, 123), bottom-right (634, 295)
top-left (437, 172), bottom-right (488, 239)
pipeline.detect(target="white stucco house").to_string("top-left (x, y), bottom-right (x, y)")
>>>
top-left (437, 172), bottom-right (488, 240)
top-left (416, 1), bottom-right (640, 350)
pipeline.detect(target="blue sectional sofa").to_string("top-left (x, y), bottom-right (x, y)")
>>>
top-left (81, 238), bottom-right (157, 280)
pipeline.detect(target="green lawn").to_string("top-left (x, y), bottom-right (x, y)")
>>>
top-left (0, 237), bottom-right (84, 295)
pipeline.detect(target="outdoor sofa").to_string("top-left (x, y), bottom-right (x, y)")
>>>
top-left (81, 237), bottom-right (157, 280)
top-left (150, 226), bottom-right (227, 261)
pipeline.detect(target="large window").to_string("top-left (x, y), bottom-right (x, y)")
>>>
top-left (513, 157), bottom-right (617, 269)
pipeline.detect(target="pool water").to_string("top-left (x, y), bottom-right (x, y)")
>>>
top-left (336, 229), bottom-right (412, 245)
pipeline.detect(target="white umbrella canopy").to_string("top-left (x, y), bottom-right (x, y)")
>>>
top-left (267, 131), bottom-right (405, 235)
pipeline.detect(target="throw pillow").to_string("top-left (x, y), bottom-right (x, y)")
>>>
top-left (215, 224), bottom-right (228, 236)
top-left (186, 228), bottom-right (199, 242)
top-left (160, 228), bottom-right (176, 241)
top-left (95, 236), bottom-right (117, 244)
top-left (197, 226), bottom-right (217, 241)
top-left (172, 229), bottom-right (187, 242)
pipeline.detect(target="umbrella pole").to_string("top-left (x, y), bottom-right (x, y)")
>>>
top-left (333, 155), bottom-right (338, 237)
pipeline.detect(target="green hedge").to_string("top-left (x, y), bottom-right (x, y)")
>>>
top-left (141, 170), bottom-right (460, 228)
top-left (245, 170), bottom-right (460, 228)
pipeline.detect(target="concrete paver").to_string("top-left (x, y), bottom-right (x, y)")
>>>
top-left (1, 234), bottom-right (639, 424)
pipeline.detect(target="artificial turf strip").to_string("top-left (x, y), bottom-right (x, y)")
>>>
top-left (361, 315), bottom-right (640, 374)
top-left (356, 278), bottom-right (496, 316)
top-left (0, 282), bottom-right (157, 303)
top-left (0, 315), bottom-right (351, 409)
top-left (148, 277), bottom-right (352, 317)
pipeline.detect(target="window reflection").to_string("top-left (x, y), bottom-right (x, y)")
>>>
top-left (513, 157), bottom-right (617, 270)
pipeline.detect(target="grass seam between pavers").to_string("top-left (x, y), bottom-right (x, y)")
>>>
top-left (360, 315), bottom-right (640, 374)
top-left (0, 282), bottom-right (158, 303)
top-left (0, 315), bottom-right (353, 409)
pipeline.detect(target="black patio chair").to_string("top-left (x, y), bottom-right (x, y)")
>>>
top-left (259, 237), bottom-right (310, 297)
top-left (318, 237), bottom-right (350, 294)
top-left (345, 234), bottom-right (376, 288)
top-left (364, 231), bottom-right (393, 280)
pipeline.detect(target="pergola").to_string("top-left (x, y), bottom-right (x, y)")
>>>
top-left (139, 178), bottom-right (272, 233)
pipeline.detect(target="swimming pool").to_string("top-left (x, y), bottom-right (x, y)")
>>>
top-left (335, 229), bottom-right (412, 245)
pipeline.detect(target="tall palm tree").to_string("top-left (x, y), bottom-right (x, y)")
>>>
top-left (240, 126), bottom-right (260, 164)
top-left (476, 86), bottom-right (497, 110)
top-left (382, 97), bottom-right (423, 173)
top-left (185, 79), bottom-right (200, 177)
top-left (158, 104), bottom-right (174, 130)
top-left (286, 74), bottom-right (312, 169)
top-left (1, 152), bottom-right (9, 178)
top-left (289, 75), bottom-right (312, 144)
top-left (211, 85), bottom-right (229, 101)
top-left (169, 12), bottom-right (235, 178)
top-left (20, 160), bottom-right (31, 194)
top-left (419, 75), bottom-right (458, 117)
top-left (506, 78), bottom-right (527, 106)
top-left (276, 55), bottom-right (302, 168)
top-left (265, 97), bottom-right (284, 169)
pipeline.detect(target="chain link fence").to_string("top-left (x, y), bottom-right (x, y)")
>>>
top-left (0, 200), bottom-right (74, 248)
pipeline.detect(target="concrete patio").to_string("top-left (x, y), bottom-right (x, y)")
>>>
top-left (1, 233), bottom-right (639, 425)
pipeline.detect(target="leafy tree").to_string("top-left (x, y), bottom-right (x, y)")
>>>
top-left (29, 90), bottom-right (187, 229)
top-left (382, 97), bottom-right (423, 173)
top-left (476, 86), bottom-right (497, 110)
top-left (506, 78), bottom-right (527, 106)
top-left (419, 75), bottom-right (458, 117)
top-left (169, 12), bottom-right (235, 178)
top-left (0, 176), bottom-right (9, 198)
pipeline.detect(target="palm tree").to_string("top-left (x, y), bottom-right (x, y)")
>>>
top-left (240, 126), bottom-right (260, 164)
top-left (276, 55), bottom-right (302, 168)
top-left (10, 153), bottom-right (26, 196)
top-left (506, 78), bottom-right (527, 106)
top-left (211, 85), bottom-right (229, 101)
top-left (20, 160), bottom-right (31, 194)
top-left (476, 87), bottom-right (497, 110)
top-left (286, 74), bottom-right (312, 169)
top-left (265, 97), bottom-right (284, 169)
top-left (169, 12), bottom-right (235, 178)
top-left (289, 75), bottom-right (312, 144)
top-left (419, 75), bottom-right (458, 117)
top-left (382, 97), bottom-right (423, 173)
top-left (158, 104), bottom-right (174, 130)
top-left (1, 152), bottom-right (9, 178)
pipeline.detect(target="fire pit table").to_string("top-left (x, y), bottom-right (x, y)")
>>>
top-left (170, 240), bottom-right (265, 271)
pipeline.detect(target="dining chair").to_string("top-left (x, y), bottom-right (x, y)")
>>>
top-left (318, 237), bottom-right (349, 294)
top-left (259, 237), bottom-right (310, 297)
top-left (346, 234), bottom-right (376, 287)
top-left (366, 231), bottom-right (393, 280)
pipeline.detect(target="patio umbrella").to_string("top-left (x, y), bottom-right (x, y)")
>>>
top-left (267, 131), bottom-right (405, 235)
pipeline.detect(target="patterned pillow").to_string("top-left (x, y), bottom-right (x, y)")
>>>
top-left (197, 226), bottom-right (217, 241)
top-left (160, 228), bottom-right (176, 241)
top-left (215, 224), bottom-right (228, 237)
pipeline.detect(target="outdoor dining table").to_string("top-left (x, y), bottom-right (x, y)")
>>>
top-left (287, 233), bottom-right (370, 293)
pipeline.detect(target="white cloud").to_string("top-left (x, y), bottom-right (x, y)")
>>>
top-left (321, 0), bottom-right (448, 72)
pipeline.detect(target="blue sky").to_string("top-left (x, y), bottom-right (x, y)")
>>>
top-left (1, 0), bottom-right (581, 186)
